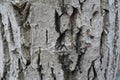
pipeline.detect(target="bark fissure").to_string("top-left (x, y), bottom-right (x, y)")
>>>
top-left (55, 30), bottom-right (68, 50)
top-left (46, 29), bottom-right (48, 44)
top-left (113, 1), bottom-right (119, 78)
top-left (88, 58), bottom-right (98, 80)
top-left (75, 27), bottom-right (82, 54)
top-left (37, 47), bottom-right (43, 80)
top-left (18, 59), bottom-right (24, 80)
top-left (78, 0), bottom-right (87, 11)
top-left (55, 10), bottom-right (61, 35)
top-left (8, 17), bottom-right (15, 43)
top-left (90, 11), bottom-right (99, 26)
top-left (0, 14), bottom-right (10, 80)
top-left (12, 1), bottom-right (31, 24)
top-left (105, 48), bottom-right (110, 80)
top-left (75, 55), bottom-right (82, 73)
top-left (100, 0), bottom-right (110, 79)
top-left (37, 64), bottom-right (43, 80)
top-left (51, 67), bottom-right (56, 80)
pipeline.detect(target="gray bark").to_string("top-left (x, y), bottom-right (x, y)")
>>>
top-left (0, 0), bottom-right (120, 80)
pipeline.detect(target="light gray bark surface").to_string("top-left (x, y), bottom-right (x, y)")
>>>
top-left (0, 0), bottom-right (120, 80)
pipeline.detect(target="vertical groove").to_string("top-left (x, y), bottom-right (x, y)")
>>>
top-left (55, 10), bottom-right (61, 34)
top-left (46, 29), bottom-right (48, 44)
top-left (8, 17), bottom-right (15, 43)
top-left (18, 58), bottom-right (24, 80)
top-left (51, 67), bottom-right (56, 80)
top-left (0, 13), bottom-right (10, 80)
top-left (113, 0), bottom-right (119, 79)
top-left (100, 0), bottom-right (110, 79)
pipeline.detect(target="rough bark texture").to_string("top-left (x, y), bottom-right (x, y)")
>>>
top-left (0, 0), bottom-right (120, 80)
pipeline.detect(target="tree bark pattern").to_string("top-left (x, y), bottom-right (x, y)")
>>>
top-left (0, 0), bottom-right (120, 80)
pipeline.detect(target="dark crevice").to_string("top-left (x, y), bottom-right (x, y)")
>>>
top-left (92, 4), bottom-right (96, 10)
top-left (90, 18), bottom-right (92, 26)
top-left (99, 30), bottom-right (104, 65)
top-left (37, 47), bottom-right (41, 65)
top-left (78, 0), bottom-right (83, 11)
top-left (1, 59), bottom-right (10, 80)
top-left (103, 9), bottom-right (109, 17)
top-left (99, 7), bottom-right (110, 65)
top-left (102, 11), bottom-right (109, 80)
top-left (37, 47), bottom-right (43, 80)
top-left (78, 0), bottom-right (87, 11)
top-left (12, 0), bottom-right (31, 72)
top-left (1, 63), bottom-right (10, 80)
top-left (2, 39), bottom-right (10, 80)
top-left (23, 21), bottom-right (31, 30)
top-left (11, 3), bottom-right (23, 15)
top-left (104, 68), bottom-right (107, 80)
top-left (58, 54), bottom-right (73, 80)
top-left (51, 67), bottom-right (56, 80)
top-left (93, 11), bottom-right (99, 18)
top-left (11, 1), bottom-right (28, 13)
top-left (55, 10), bottom-right (61, 35)
top-left (22, 44), bottom-right (31, 66)
top-left (38, 65), bottom-right (43, 80)
top-left (99, 2), bottom-right (110, 77)
top-left (21, 43), bottom-right (31, 66)
top-left (46, 29), bottom-right (48, 44)
top-left (12, 5), bottom-right (23, 26)
top-left (0, 14), bottom-right (10, 80)
top-left (92, 63), bottom-right (97, 80)
top-left (55, 30), bottom-right (68, 50)
top-left (75, 27), bottom-right (82, 54)
top-left (69, 7), bottom-right (79, 51)
top-left (90, 11), bottom-right (99, 26)
top-left (88, 63), bottom-right (92, 80)
top-left (75, 47), bottom-right (87, 74)
top-left (74, 26), bottom-right (88, 73)
top-left (21, 22), bottom-right (31, 66)
top-left (64, 71), bottom-right (71, 80)
top-left (55, 6), bottom-right (79, 51)
top-left (11, 49), bottom-right (19, 54)
top-left (8, 17), bottom-right (15, 43)
top-left (89, 35), bottom-right (94, 39)
top-left (70, 7), bottom-right (78, 35)
top-left (60, 0), bottom-right (75, 15)
top-left (104, 48), bottom-right (110, 80)
top-left (22, 2), bottom-right (31, 23)
top-left (55, 5), bottom-right (82, 79)
top-left (61, 0), bottom-right (65, 14)
top-left (26, 60), bottom-right (31, 66)
top-left (12, 2), bottom-right (31, 25)
top-left (70, 6), bottom-right (78, 18)
top-left (114, 3), bottom-right (119, 78)
top-left (58, 54), bottom-right (71, 71)
top-left (74, 55), bottom-right (82, 73)
top-left (12, 3), bottom-right (31, 67)
top-left (88, 64), bottom-right (92, 80)
top-left (18, 59), bottom-right (24, 80)
top-left (88, 59), bottom-right (98, 80)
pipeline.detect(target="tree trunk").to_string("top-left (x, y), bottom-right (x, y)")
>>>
top-left (0, 0), bottom-right (120, 80)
